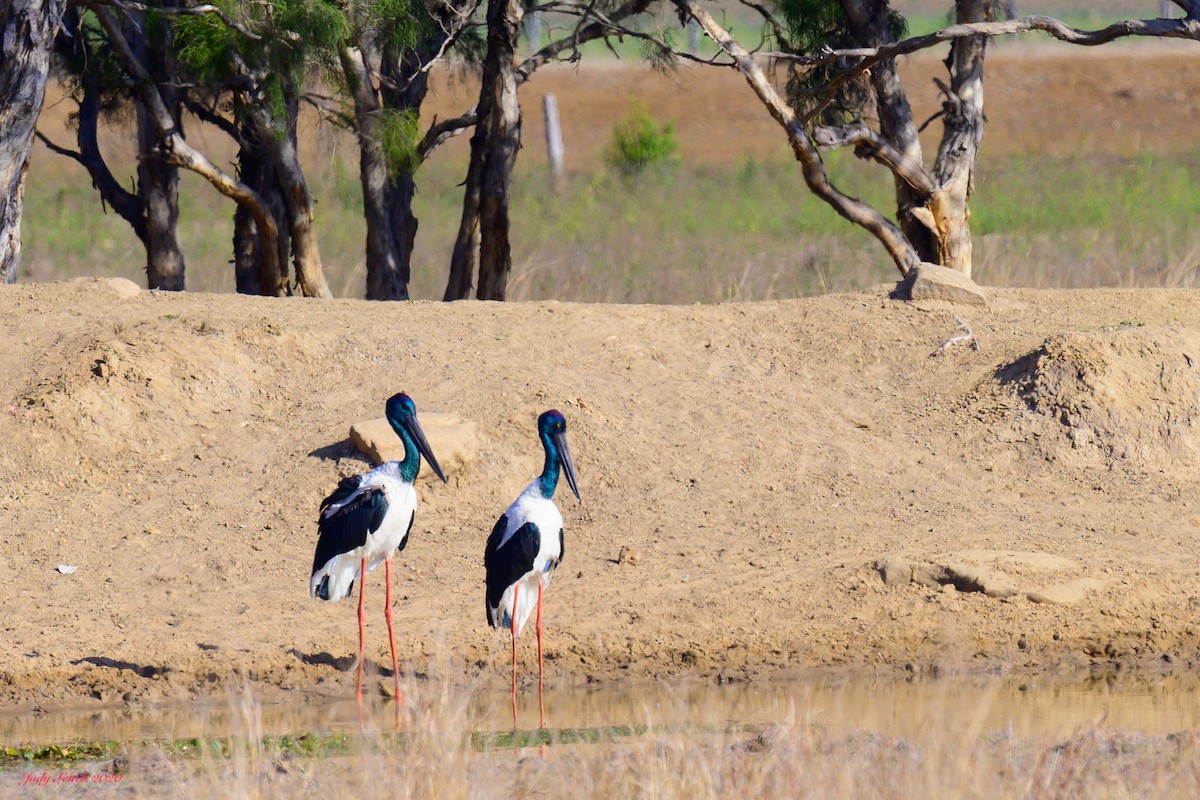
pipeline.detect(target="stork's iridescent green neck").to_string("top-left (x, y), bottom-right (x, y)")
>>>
top-left (389, 419), bottom-right (423, 483)
top-left (538, 426), bottom-right (562, 499)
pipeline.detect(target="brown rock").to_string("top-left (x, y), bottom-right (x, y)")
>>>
top-left (876, 556), bottom-right (913, 587)
top-left (895, 263), bottom-right (987, 306)
top-left (349, 413), bottom-right (479, 479)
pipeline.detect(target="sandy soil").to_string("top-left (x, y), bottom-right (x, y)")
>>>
top-left (2, 279), bottom-right (1200, 711)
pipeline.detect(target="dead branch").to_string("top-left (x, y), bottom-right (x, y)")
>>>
top-left (763, 14), bottom-right (1200, 68)
top-left (932, 316), bottom-right (979, 356)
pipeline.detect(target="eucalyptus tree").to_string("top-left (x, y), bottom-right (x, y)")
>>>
top-left (666, 0), bottom-right (1200, 279)
top-left (81, 0), bottom-right (291, 293)
top-left (0, 0), bottom-right (65, 283)
top-left (39, 5), bottom-right (187, 290)
top-left (443, 0), bottom-right (658, 301)
top-left (339, 0), bottom-right (480, 300)
top-left (173, 0), bottom-right (343, 297)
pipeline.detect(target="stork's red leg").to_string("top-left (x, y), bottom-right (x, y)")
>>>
top-left (536, 581), bottom-right (546, 730)
top-left (385, 557), bottom-right (402, 730)
top-left (357, 556), bottom-right (367, 729)
top-left (510, 583), bottom-right (520, 731)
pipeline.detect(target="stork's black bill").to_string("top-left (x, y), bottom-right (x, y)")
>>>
top-left (554, 429), bottom-right (581, 502)
top-left (402, 414), bottom-right (447, 483)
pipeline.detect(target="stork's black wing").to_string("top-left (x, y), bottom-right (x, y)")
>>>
top-left (483, 515), bottom-right (541, 627)
top-left (311, 481), bottom-right (387, 575)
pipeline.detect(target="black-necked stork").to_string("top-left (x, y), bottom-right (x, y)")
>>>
top-left (484, 409), bottom-right (581, 729)
top-left (310, 392), bottom-right (446, 725)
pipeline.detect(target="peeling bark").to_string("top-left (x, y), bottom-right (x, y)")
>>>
top-left (930, 0), bottom-right (987, 277)
top-left (0, 0), bottom-right (63, 283)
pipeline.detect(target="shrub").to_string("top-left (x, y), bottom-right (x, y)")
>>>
top-left (606, 101), bottom-right (679, 176)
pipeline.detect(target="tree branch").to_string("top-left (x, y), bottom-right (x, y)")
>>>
top-left (763, 14), bottom-right (1200, 67)
top-left (417, 110), bottom-right (477, 160)
top-left (812, 123), bottom-right (936, 198)
top-left (183, 99), bottom-right (239, 139)
top-left (671, 0), bottom-right (920, 275)
top-left (35, 130), bottom-right (85, 164)
top-left (737, 0), bottom-right (791, 51)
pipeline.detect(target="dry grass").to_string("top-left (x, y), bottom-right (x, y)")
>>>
top-left (11, 675), bottom-right (1200, 800)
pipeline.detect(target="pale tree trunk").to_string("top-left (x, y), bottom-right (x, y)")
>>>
top-left (447, 0), bottom-right (523, 301)
top-left (928, 0), bottom-right (987, 277)
top-left (342, 36), bottom-right (433, 302)
top-left (341, 44), bottom-right (407, 300)
top-left (273, 127), bottom-right (331, 299)
top-left (0, 0), bottom-right (63, 283)
top-left (378, 47), bottom-right (434, 300)
top-left (245, 99), bottom-right (331, 299)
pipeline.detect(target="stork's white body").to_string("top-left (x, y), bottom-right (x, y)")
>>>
top-left (309, 463), bottom-right (417, 602)
top-left (490, 480), bottom-right (564, 638)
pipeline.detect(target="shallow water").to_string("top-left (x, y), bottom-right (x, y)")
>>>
top-left (3, 671), bottom-right (1199, 750)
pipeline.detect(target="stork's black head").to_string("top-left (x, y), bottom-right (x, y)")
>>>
top-left (538, 409), bottom-right (580, 502)
top-left (385, 392), bottom-right (447, 484)
top-left (386, 393), bottom-right (417, 422)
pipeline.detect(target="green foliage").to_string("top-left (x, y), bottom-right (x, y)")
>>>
top-left (368, 0), bottom-right (431, 54)
top-left (379, 109), bottom-right (422, 177)
top-left (775, 0), bottom-right (907, 125)
top-left (606, 101), bottom-right (679, 177)
top-left (175, 0), bottom-right (349, 87)
top-left (451, 24), bottom-right (487, 65)
top-left (173, 1), bottom-right (239, 82)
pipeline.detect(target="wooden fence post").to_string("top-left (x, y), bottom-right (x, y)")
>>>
top-left (543, 93), bottom-right (566, 194)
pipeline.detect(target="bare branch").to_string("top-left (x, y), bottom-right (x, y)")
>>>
top-left (301, 93), bottom-right (355, 130)
top-left (34, 130), bottom-right (86, 165)
top-left (931, 316), bottom-right (978, 357)
top-left (1172, 0), bottom-right (1200, 19)
top-left (417, 110), bottom-right (477, 159)
top-left (183, 99), bottom-right (239, 139)
top-left (737, 0), bottom-right (792, 51)
top-left (812, 124), bottom-right (936, 197)
top-left (763, 14), bottom-right (1200, 68)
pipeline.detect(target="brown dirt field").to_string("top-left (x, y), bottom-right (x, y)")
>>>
top-left (3, 279), bottom-right (1200, 711)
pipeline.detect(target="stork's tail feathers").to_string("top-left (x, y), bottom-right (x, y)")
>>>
top-left (310, 554), bottom-right (361, 602)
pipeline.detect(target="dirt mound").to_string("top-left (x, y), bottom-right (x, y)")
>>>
top-left (16, 311), bottom-right (317, 463)
top-left (8, 283), bottom-right (1200, 712)
top-left (995, 324), bottom-right (1200, 467)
